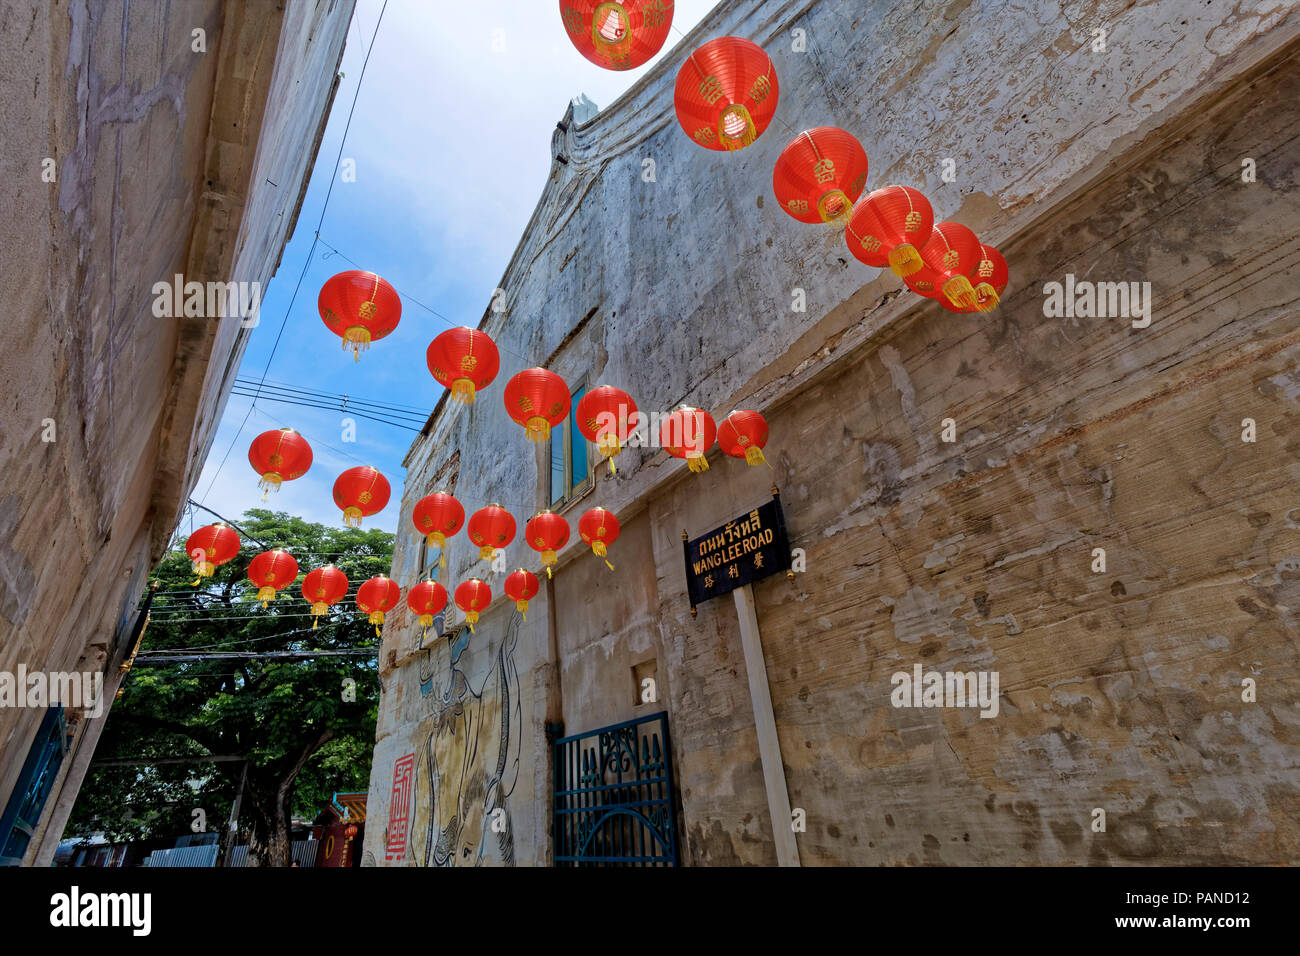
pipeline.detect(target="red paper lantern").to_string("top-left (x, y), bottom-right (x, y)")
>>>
top-left (247, 428), bottom-right (313, 499)
top-left (846, 186), bottom-right (934, 276)
top-left (578, 507), bottom-right (620, 570)
top-left (411, 492), bottom-right (464, 570)
top-left (467, 504), bottom-right (517, 563)
top-left (526, 511), bottom-right (570, 578)
top-left (674, 36), bottom-right (778, 152)
top-left (717, 410), bottom-right (769, 466)
top-left (659, 406), bottom-right (716, 473)
top-left (184, 523), bottom-right (240, 583)
top-left (356, 574), bottom-right (401, 636)
top-left (559, 0), bottom-right (674, 71)
top-left (503, 368), bottom-right (571, 442)
top-left (407, 578), bottom-right (448, 635)
top-left (504, 568), bottom-right (540, 620)
top-left (455, 578), bottom-right (492, 632)
top-left (246, 548), bottom-right (299, 607)
top-left (318, 270), bottom-right (402, 361)
top-left (332, 466), bottom-right (391, 528)
top-left (918, 221), bottom-right (982, 311)
top-left (426, 327), bottom-right (500, 405)
top-left (969, 241), bottom-right (1009, 313)
top-left (773, 127), bottom-right (869, 226)
top-left (302, 564), bottom-right (349, 629)
top-left (576, 385), bottom-right (638, 474)
top-left (902, 258), bottom-right (945, 298)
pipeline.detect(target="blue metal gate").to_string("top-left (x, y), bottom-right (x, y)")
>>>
top-left (553, 711), bottom-right (679, 866)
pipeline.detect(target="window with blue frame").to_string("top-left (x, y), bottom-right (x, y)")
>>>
top-left (550, 381), bottom-right (591, 507)
top-left (0, 707), bottom-right (68, 866)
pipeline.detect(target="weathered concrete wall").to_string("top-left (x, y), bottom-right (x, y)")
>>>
top-left (365, 0), bottom-right (1299, 865)
top-left (0, 0), bottom-right (353, 863)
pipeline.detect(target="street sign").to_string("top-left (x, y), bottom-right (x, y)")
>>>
top-left (683, 488), bottom-right (792, 614)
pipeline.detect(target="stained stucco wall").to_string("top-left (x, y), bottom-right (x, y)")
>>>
top-left (363, 0), bottom-right (1299, 866)
top-left (0, 0), bottom-right (353, 862)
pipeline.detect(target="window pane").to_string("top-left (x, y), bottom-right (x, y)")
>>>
top-left (570, 385), bottom-right (587, 485)
top-left (550, 431), bottom-right (566, 506)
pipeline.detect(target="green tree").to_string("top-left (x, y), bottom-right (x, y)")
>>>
top-left (65, 509), bottom-right (389, 866)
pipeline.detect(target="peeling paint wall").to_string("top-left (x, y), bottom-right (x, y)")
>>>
top-left (0, 0), bottom-right (353, 863)
top-left (365, 0), bottom-right (1299, 865)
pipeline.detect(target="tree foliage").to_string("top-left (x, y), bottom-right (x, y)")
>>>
top-left (65, 510), bottom-right (389, 865)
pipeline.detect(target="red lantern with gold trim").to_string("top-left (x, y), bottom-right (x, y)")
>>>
top-left (185, 523), bottom-right (240, 584)
top-left (426, 327), bottom-right (500, 405)
top-left (675, 36), bottom-right (778, 152)
top-left (411, 492), bottom-right (464, 570)
top-left (504, 568), bottom-right (540, 620)
top-left (455, 578), bottom-right (492, 633)
top-left (467, 504), bottom-right (517, 563)
top-left (918, 221), bottom-right (982, 311)
top-left (559, 0), bottom-right (674, 71)
top-left (717, 410), bottom-right (769, 466)
top-left (246, 548), bottom-right (299, 607)
top-left (356, 574), bottom-right (401, 637)
top-left (247, 428), bottom-right (313, 499)
top-left (318, 270), bottom-right (402, 361)
top-left (846, 185), bottom-right (934, 276)
top-left (407, 578), bottom-right (448, 638)
top-left (332, 466), bottom-right (391, 528)
top-left (902, 257), bottom-right (945, 299)
top-left (968, 241), bottom-right (1008, 313)
top-left (526, 511), bottom-right (570, 578)
top-left (659, 406), bottom-right (716, 473)
top-left (578, 507), bottom-right (620, 570)
top-left (772, 127), bottom-right (869, 226)
top-left (576, 385), bottom-right (637, 475)
top-left (503, 368), bottom-right (570, 442)
top-left (302, 564), bottom-right (348, 629)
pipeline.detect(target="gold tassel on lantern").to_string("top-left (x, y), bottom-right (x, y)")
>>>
top-left (418, 613), bottom-right (433, 641)
top-left (464, 611), bottom-right (478, 633)
top-left (745, 446), bottom-right (766, 467)
top-left (258, 472), bottom-right (283, 501)
top-left (426, 531), bottom-right (449, 570)
top-left (311, 601), bottom-right (327, 629)
top-left (598, 433), bottom-right (621, 475)
top-left (888, 243), bottom-right (923, 277)
top-left (343, 326), bottom-right (371, 361)
top-left (343, 506), bottom-right (364, 528)
top-left (687, 453), bottom-right (709, 473)
top-left (368, 610), bottom-right (385, 637)
top-left (479, 545), bottom-right (495, 562)
top-left (515, 600), bottom-right (529, 621)
top-left (942, 275), bottom-right (978, 311)
top-left (974, 284), bottom-right (1001, 312)
top-left (525, 417), bottom-right (551, 442)
top-left (817, 189), bottom-right (852, 227)
top-left (450, 378), bottom-right (476, 404)
top-left (718, 104), bottom-right (757, 151)
top-left (257, 586), bottom-right (277, 608)
top-left (591, 541), bottom-right (614, 571)
top-left (190, 559), bottom-right (214, 586)
top-left (541, 550), bottom-right (556, 579)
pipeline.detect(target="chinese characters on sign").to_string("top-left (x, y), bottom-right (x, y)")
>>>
top-left (683, 489), bottom-right (792, 614)
top-left (385, 752), bottom-right (414, 861)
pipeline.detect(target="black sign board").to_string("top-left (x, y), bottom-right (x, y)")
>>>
top-left (683, 489), bottom-right (792, 614)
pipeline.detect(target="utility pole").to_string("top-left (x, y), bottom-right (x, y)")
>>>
top-left (217, 760), bottom-right (249, 868)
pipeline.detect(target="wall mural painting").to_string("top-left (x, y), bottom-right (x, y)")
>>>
top-left (405, 609), bottom-right (522, 866)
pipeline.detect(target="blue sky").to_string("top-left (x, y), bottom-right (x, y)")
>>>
top-left (191, 0), bottom-right (718, 535)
